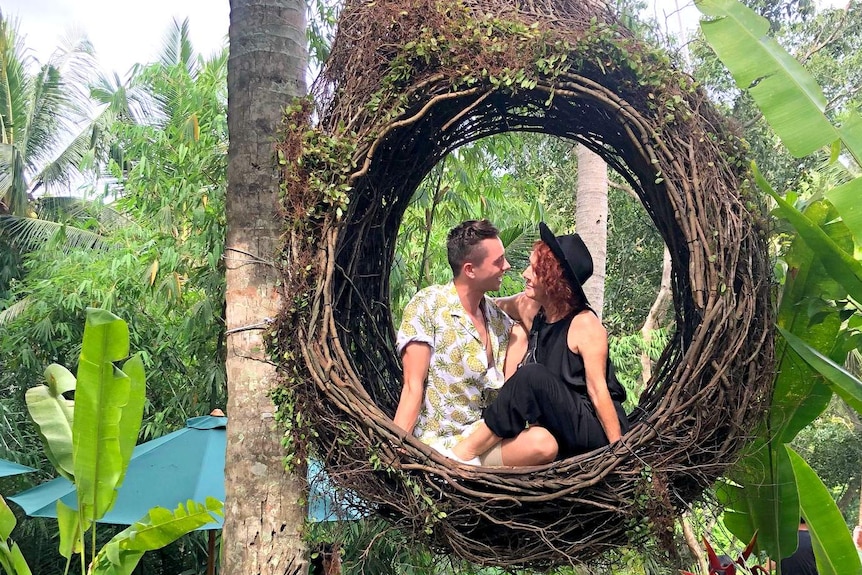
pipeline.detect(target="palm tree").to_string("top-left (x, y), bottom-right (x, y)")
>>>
top-left (222, 0), bottom-right (309, 572)
top-left (575, 143), bottom-right (609, 317)
top-left (0, 11), bottom-right (98, 216)
top-left (0, 11), bottom-right (114, 301)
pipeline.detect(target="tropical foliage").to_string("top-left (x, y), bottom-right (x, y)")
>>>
top-left (6, 0), bottom-right (862, 573)
top-left (3, 308), bottom-right (222, 575)
top-left (697, 0), bottom-right (862, 572)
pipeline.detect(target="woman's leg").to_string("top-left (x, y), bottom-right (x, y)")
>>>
top-left (484, 363), bottom-right (602, 458)
top-left (452, 421), bottom-right (500, 460)
top-left (452, 423), bottom-right (558, 466)
top-left (500, 426), bottom-right (558, 465)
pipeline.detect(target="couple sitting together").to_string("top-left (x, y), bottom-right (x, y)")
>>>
top-left (393, 219), bottom-right (630, 466)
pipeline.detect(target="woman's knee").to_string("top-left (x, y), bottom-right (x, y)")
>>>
top-left (525, 426), bottom-right (558, 462)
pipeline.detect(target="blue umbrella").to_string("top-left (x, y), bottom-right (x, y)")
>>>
top-left (10, 415), bottom-right (357, 525)
top-left (11, 414), bottom-right (227, 528)
top-left (0, 458), bottom-right (35, 478)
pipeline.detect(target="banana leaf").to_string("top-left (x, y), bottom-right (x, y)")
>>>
top-left (789, 448), bottom-right (862, 575)
top-left (0, 495), bottom-right (32, 575)
top-left (56, 499), bottom-right (89, 560)
top-left (779, 327), bottom-right (862, 415)
top-left (757, 166), bottom-right (862, 315)
top-left (723, 199), bottom-right (848, 557)
top-left (826, 177), bottom-right (862, 248)
top-left (72, 308), bottom-right (140, 523)
top-left (696, 0), bottom-right (839, 157)
top-left (25, 364), bottom-right (76, 480)
top-left (89, 498), bottom-right (223, 575)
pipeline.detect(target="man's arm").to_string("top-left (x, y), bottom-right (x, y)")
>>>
top-left (393, 342), bottom-right (432, 435)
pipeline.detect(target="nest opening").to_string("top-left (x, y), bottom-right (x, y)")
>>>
top-left (275, 0), bottom-right (775, 568)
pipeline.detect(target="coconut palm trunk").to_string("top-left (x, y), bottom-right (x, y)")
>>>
top-left (222, 1), bottom-right (308, 573)
top-left (575, 144), bottom-right (608, 317)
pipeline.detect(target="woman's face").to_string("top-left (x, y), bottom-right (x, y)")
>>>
top-left (522, 251), bottom-right (546, 303)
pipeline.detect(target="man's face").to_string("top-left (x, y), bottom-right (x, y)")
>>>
top-left (466, 237), bottom-right (510, 292)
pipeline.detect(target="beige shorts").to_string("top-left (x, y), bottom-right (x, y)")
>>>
top-left (479, 443), bottom-right (504, 466)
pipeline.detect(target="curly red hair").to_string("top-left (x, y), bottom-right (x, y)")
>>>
top-left (532, 241), bottom-right (585, 312)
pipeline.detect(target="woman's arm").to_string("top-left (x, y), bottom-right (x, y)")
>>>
top-left (568, 313), bottom-right (621, 443)
top-left (494, 293), bottom-right (541, 329)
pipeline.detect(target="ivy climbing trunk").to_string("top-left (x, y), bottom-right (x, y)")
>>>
top-left (223, 1), bottom-right (308, 574)
top-left (575, 144), bottom-right (609, 317)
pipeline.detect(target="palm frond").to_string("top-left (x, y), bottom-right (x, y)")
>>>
top-left (23, 63), bottom-right (75, 173)
top-left (46, 26), bottom-right (96, 121)
top-left (0, 295), bottom-right (29, 325)
top-left (30, 119), bottom-right (94, 194)
top-left (90, 70), bottom-right (155, 125)
top-left (0, 142), bottom-right (12, 195)
top-left (0, 12), bottom-right (34, 146)
top-left (499, 223), bottom-right (538, 272)
top-left (159, 18), bottom-right (198, 76)
top-left (22, 28), bottom-right (96, 187)
top-left (0, 144), bottom-right (28, 215)
top-left (33, 196), bottom-right (134, 233)
top-left (0, 214), bottom-right (111, 253)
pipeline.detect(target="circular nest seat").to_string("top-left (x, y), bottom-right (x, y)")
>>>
top-left (274, 0), bottom-right (774, 568)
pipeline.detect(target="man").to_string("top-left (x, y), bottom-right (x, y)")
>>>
top-left (393, 220), bottom-right (556, 466)
top-left (768, 519), bottom-right (817, 575)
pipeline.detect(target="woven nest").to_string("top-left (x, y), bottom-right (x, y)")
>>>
top-left (273, 0), bottom-right (774, 568)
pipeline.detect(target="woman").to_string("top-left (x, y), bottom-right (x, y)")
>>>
top-left (452, 222), bottom-right (630, 465)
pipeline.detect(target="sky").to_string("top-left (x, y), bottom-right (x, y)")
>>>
top-left (6, 0), bottom-right (705, 79)
top-left (5, 0), bottom-right (231, 77)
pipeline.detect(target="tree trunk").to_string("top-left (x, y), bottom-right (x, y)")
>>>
top-left (575, 144), bottom-right (608, 318)
top-left (681, 514), bottom-right (710, 575)
top-left (223, 1), bottom-right (308, 574)
top-left (640, 246), bottom-right (672, 385)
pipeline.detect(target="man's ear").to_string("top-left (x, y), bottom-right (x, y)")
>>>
top-left (462, 262), bottom-right (475, 279)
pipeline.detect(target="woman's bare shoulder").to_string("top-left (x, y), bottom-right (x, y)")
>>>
top-left (568, 310), bottom-right (607, 343)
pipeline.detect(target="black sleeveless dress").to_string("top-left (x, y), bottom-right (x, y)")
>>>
top-left (483, 310), bottom-right (630, 458)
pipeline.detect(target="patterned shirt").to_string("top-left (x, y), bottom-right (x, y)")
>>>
top-left (396, 283), bottom-right (514, 449)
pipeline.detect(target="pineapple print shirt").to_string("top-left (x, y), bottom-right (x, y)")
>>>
top-left (396, 283), bottom-right (514, 450)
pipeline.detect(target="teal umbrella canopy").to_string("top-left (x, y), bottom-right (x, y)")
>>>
top-left (10, 415), bottom-right (358, 527)
top-left (0, 458), bottom-right (35, 478)
top-left (10, 415), bottom-right (226, 529)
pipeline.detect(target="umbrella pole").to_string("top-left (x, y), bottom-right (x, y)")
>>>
top-left (207, 530), bottom-right (216, 575)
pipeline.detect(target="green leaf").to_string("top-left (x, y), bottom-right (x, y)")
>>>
top-left (56, 499), bottom-right (88, 559)
top-left (117, 353), bottom-right (146, 487)
top-left (788, 448), bottom-right (862, 575)
top-left (90, 498), bottom-right (223, 575)
top-left (763, 179), bottom-right (862, 305)
top-left (779, 327), bottom-right (862, 416)
top-left (825, 177), bottom-right (862, 248)
top-left (838, 111), bottom-right (862, 166)
top-left (0, 496), bottom-right (16, 542)
top-left (720, 445), bottom-right (800, 559)
top-left (697, 0), bottom-right (839, 157)
top-left (0, 495), bottom-right (32, 575)
top-left (725, 197), bottom-right (848, 559)
top-left (73, 308), bottom-right (133, 522)
top-left (25, 364), bottom-right (76, 480)
top-left (771, 197), bottom-right (846, 442)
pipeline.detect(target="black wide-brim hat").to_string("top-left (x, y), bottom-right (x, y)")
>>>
top-left (538, 221), bottom-right (593, 306)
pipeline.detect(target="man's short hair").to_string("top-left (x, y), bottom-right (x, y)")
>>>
top-left (447, 220), bottom-right (500, 277)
